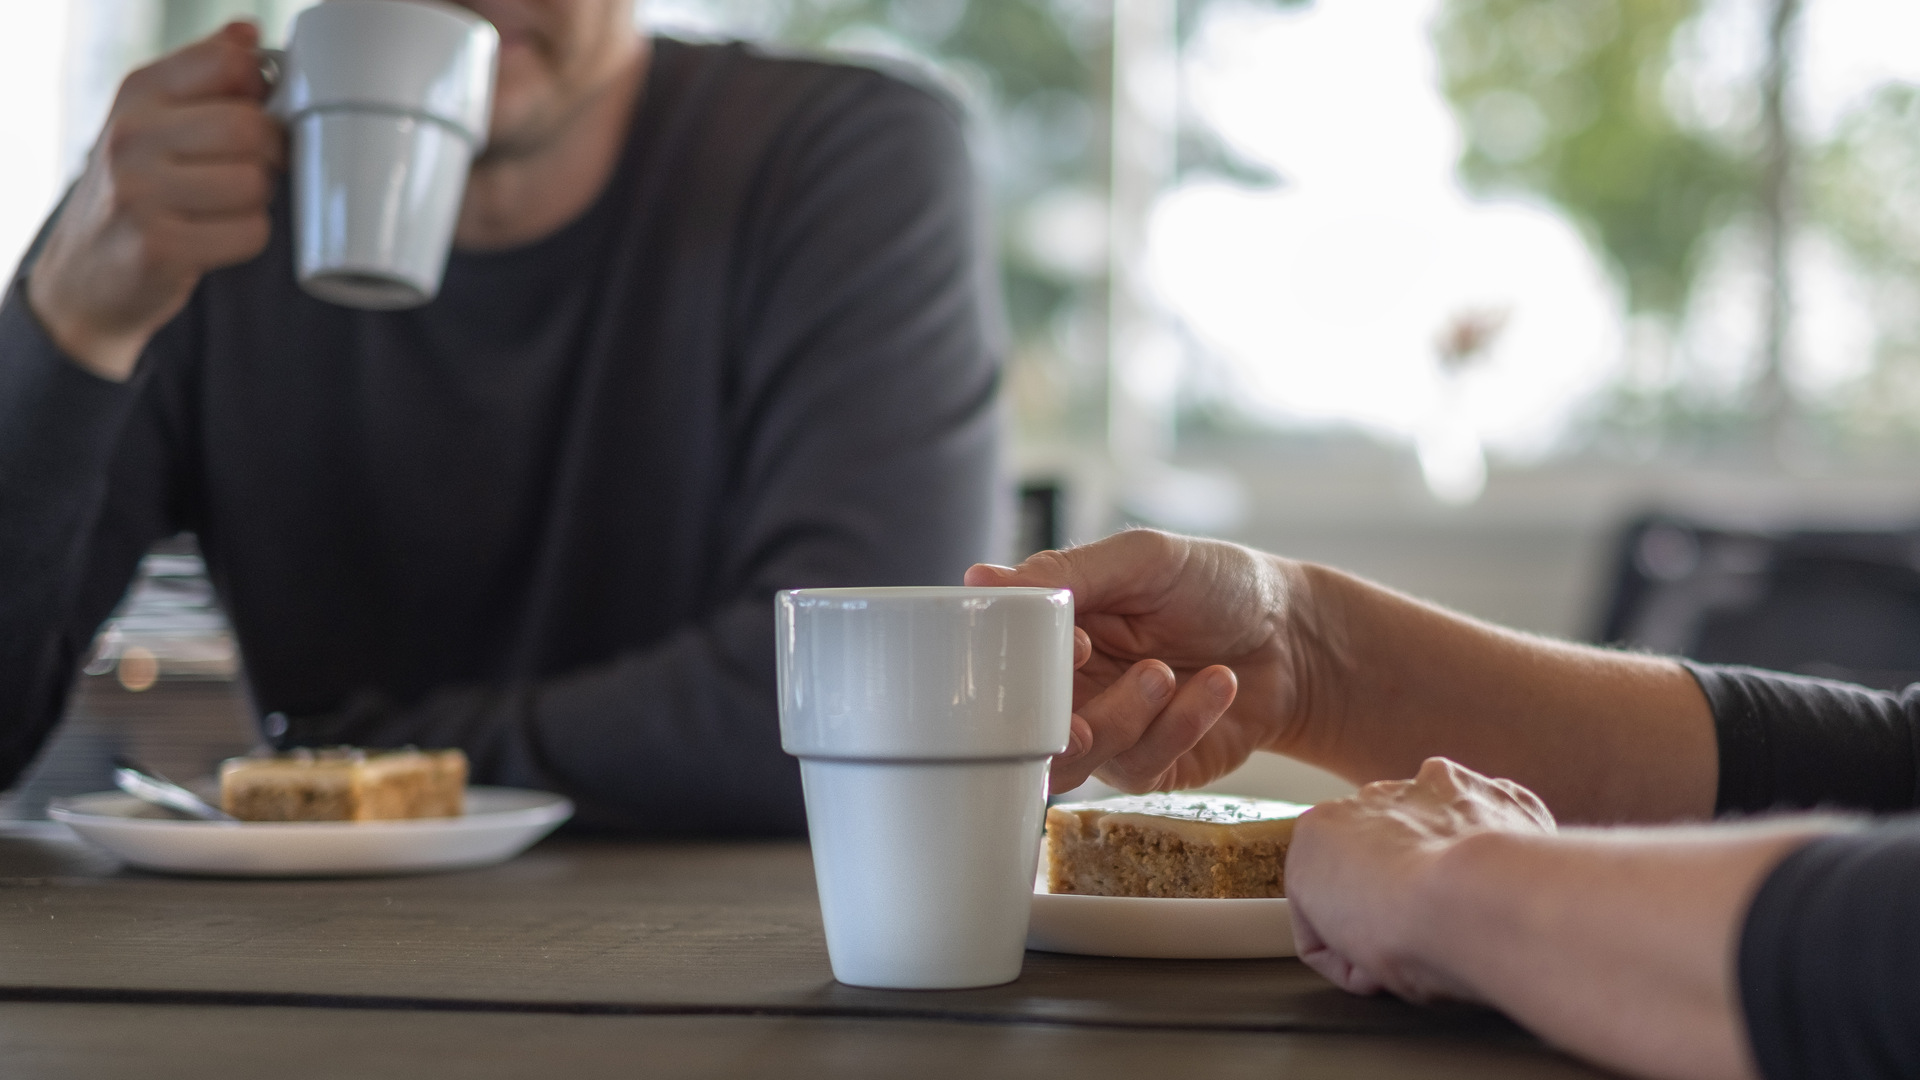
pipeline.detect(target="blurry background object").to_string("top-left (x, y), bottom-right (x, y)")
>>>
top-left (82, 544), bottom-right (240, 690)
top-left (5, 0), bottom-right (1920, 813)
top-left (0, 543), bottom-right (256, 822)
top-left (1602, 516), bottom-right (1920, 690)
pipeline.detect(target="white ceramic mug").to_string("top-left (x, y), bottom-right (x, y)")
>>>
top-left (776, 586), bottom-right (1074, 989)
top-left (267, 0), bottom-right (497, 310)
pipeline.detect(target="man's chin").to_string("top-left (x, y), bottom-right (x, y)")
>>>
top-left (479, 93), bottom-right (561, 160)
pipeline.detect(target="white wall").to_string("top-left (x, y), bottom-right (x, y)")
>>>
top-left (0, 2), bottom-right (74, 282)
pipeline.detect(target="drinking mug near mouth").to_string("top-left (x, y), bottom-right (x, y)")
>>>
top-left (263, 0), bottom-right (497, 310)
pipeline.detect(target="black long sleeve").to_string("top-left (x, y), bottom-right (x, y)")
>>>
top-left (1738, 818), bottom-right (1920, 1080)
top-left (0, 39), bottom-right (1001, 835)
top-left (1686, 662), bottom-right (1920, 1079)
top-left (0, 278), bottom-right (190, 787)
top-left (1690, 662), bottom-right (1920, 815)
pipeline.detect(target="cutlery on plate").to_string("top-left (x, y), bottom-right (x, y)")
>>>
top-left (112, 756), bottom-right (239, 823)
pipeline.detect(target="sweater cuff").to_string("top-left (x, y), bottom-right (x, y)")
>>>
top-left (0, 277), bottom-right (141, 495)
top-left (1738, 820), bottom-right (1920, 1080)
top-left (1685, 661), bottom-right (1920, 816)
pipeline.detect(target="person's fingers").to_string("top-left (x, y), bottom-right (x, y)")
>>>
top-left (140, 161), bottom-right (274, 218)
top-left (148, 211), bottom-right (272, 272)
top-left (1488, 775), bottom-right (1557, 830)
top-left (1289, 905), bottom-right (1356, 992)
top-left (1045, 659), bottom-right (1175, 794)
top-left (135, 22), bottom-right (266, 103)
top-left (966, 530), bottom-right (1188, 615)
top-left (158, 22), bottom-right (264, 100)
top-left (1096, 665), bottom-right (1237, 792)
top-left (962, 563), bottom-right (1016, 587)
top-left (1297, 940), bottom-right (1386, 996)
top-left (1413, 755), bottom-right (1467, 797)
top-left (1046, 715), bottom-right (1096, 793)
top-left (136, 101), bottom-right (284, 166)
top-left (1353, 776), bottom-right (1413, 809)
top-left (964, 567), bottom-right (1093, 671)
top-left (1062, 714), bottom-right (1092, 759)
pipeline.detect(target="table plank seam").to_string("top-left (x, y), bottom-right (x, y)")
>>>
top-left (0, 986), bottom-right (1531, 1042)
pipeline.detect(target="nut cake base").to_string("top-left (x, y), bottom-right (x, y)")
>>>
top-left (220, 748), bottom-right (467, 822)
top-left (1044, 792), bottom-right (1309, 899)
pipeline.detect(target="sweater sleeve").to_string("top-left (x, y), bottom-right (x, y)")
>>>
top-left (1686, 662), bottom-right (1920, 815)
top-left (0, 270), bottom-right (189, 786)
top-left (1738, 817), bottom-right (1920, 1080)
top-left (276, 70), bottom-right (1002, 835)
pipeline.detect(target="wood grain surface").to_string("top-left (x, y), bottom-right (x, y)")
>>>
top-left (0, 825), bottom-right (1613, 1077)
top-left (0, 1003), bottom-right (1616, 1080)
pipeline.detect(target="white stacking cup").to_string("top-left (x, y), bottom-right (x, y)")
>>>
top-left (776, 587), bottom-right (1074, 989)
top-left (267, 0), bottom-right (498, 309)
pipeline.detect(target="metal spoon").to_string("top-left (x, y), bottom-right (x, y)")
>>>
top-left (112, 756), bottom-right (238, 823)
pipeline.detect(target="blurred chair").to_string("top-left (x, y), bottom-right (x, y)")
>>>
top-left (1599, 516), bottom-right (1920, 691)
top-left (1014, 479), bottom-right (1065, 562)
top-left (0, 536), bottom-right (257, 819)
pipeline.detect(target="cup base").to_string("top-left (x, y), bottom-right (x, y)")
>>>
top-left (300, 269), bottom-right (433, 310)
top-left (801, 757), bottom-right (1049, 990)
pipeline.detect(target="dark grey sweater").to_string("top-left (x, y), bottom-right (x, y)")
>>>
top-left (0, 38), bottom-right (1001, 834)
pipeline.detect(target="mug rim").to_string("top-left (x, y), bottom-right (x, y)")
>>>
top-left (778, 586), bottom-right (1068, 600)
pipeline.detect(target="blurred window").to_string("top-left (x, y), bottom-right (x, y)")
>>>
top-left (8, 0), bottom-right (1918, 499)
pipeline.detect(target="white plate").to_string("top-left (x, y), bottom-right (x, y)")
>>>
top-left (1026, 883), bottom-right (1295, 959)
top-left (47, 786), bottom-right (573, 878)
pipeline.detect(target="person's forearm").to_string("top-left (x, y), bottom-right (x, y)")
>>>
top-left (0, 283), bottom-right (156, 786)
top-left (1416, 822), bottom-right (1846, 1080)
top-left (1278, 561), bottom-right (1718, 823)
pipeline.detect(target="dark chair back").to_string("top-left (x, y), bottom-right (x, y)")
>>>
top-left (1599, 517), bottom-right (1920, 691)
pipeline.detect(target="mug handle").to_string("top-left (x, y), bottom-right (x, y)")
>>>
top-left (257, 47), bottom-right (290, 120)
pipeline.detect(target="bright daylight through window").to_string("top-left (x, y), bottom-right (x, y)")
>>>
top-left (7, 0), bottom-right (1919, 506)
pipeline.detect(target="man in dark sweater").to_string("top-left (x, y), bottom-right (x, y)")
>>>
top-left (0, 4), bottom-right (999, 832)
top-left (977, 530), bottom-right (1920, 1080)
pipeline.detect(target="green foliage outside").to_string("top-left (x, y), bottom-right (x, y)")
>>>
top-left (153, 0), bottom-right (1920, 456)
top-left (1436, 0), bottom-right (1920, 458)
top-left (1434, 0), bottom-right (1749, 320)
top-left (688, 0), bottom-right (1290, 440)
top-left (1805, 83), bottom-right (1920, 445)
top-left (669, 0), bottom-right (1107, 365)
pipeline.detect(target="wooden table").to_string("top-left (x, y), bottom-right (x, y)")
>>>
top-left (0, 825), bottom-right (1614, 1079)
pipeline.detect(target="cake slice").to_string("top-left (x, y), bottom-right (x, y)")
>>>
top-left (220, 747), bottom-right (467, 822)
top-left (1044, 792), bottom-right (1309, 898)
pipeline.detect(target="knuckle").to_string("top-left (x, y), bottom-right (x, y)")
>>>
top-left (133, 224), bottom-right (181, 275)
top-left (109, 173), bottom-right (154, 217)
top-left (203, 107), bottom-right (255, 151)
top-left (228, 215), bottom-right (271, 256)
top-left (103, 116), bottom-right (145, 162)
top-left (247, 109), bottom-right (283, 150)
top-left (1171, 704), bottom-right (1213, 739)
top-left (1024, 548), bottom-right (1071, 578)
top-left (231, 105), bottom-right (274, 143)
top-left (117, 64), bottom-right (159, 101)
top-left (1101, 768), bottom-right (1156, 795)
top-left (214, 38), bottom-right (258, 77)
top-left (1126, 528), bottom-right (1178, 562)
top-left (237, 166), bottom-right (273, 205)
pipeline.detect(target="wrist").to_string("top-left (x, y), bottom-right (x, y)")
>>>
top-left (25, 269), bottom-right (152, 383)
top-left (1404, 828), bottom-right (1538, 1003)
top-left (1267, 558), bottom-right (1355, 756)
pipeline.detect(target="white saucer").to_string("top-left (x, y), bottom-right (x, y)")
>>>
top-left (1026, 883), bottom-right (1295, 959)
top-left (48, 786), bottom-right (573, 877)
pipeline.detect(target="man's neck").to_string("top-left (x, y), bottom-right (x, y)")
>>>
top-left (453, 37), bottom-right (651, 252)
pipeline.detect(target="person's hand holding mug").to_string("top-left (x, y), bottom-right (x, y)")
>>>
top-left (28, 22), bottom-right (281, 382)
top-left (966, 529), bottom-right (1317, 794)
